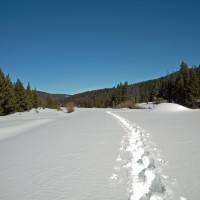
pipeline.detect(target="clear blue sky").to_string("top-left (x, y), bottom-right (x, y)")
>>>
top-left (0, 0), bottom-right (200, 94)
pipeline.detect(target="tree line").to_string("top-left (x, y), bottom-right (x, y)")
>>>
top-left (0, 68), bottom-right (60, 115)
top-left (1, 61), bottom-right (199, 116)
top-left (66, 62), bottom-right (200, 108)
top-left (129, 62), bottom-right (200, 108)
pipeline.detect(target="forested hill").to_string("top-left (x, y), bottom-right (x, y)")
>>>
top-left (66, 62), bottom-right (200, 108)
top-left (36, 90), bottom-right (70, 102)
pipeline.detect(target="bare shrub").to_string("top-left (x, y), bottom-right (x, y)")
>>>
top-left (116, 100), bottom-right (135, 109)
top-left (65, 102), bottom-right (75, 113)
top-left (57, 107), bottom-right (62, 111)
top-left (134, 104), bottom-right (146, 109)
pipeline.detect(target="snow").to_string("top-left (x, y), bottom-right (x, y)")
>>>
top-left (112, 103), bottom-right (200, 199)
top-left (107, 111), bottom-right (165, 200)
top-left (153, 103), bottom-right (191, 112)
top-left (0, 104), bottom-right (199, 200)
top-left (0, 108), bottom-right (128, 200)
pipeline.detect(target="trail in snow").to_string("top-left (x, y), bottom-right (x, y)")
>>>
top-left (107, 111), bottom-right (177, 200)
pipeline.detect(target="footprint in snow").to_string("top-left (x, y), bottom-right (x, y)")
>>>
top-left (114, 166), bottom-right (120, 172)
top-left (116, 155), bottom-right (122, 162)
top-left (110, 174), bottom-right (118, 180)
top-left (157, 158), bottom-right (168, 165)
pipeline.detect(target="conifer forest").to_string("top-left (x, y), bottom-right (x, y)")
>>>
top-left (66, 62), bottom-right (200, 108)
top-left (1, 62), bottom-right (200, 115)
top-left (0, 69), bottom-right (60, 115)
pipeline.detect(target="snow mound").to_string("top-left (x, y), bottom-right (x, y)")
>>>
top-left (153, 103), bottom-right (190, 112)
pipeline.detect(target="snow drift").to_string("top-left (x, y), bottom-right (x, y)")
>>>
top-left (153, 103), bottom-right (190, 112)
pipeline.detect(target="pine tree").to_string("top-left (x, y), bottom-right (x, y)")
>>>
top-left (174, 62), bottom-right (190, 106)
top-left (32, 89), bottom-right (40, 108)
top-left (14, 79), bottom-right (28, 112)
top-left (122, 81), bottom-right (128, 102)
top-left (188, 68), bottom-right (200, 107)
top-left (0, 70), bottom-right (16, 115)
top-left (2, 75), bottom-right (16, 115)
top-left (26, 82), bottom-right (33, 110)
top-left (45, 95), bottom-right (54, 108)
top-left (180, 62), bottom-right (190, 106)
top-left (175, 72), bottom-right (184, 105)
top-left (0, 68), bottom-right (5, 115)
top-left (150, 82), bottom-right (159, 102)
top-left (132, 85), bottom-right (140, 103)
top-left (160, 78), bottom-right (169, 101)
top-left (115, 83), bottom-right (123, 105)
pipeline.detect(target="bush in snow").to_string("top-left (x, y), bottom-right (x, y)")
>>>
top-left (65, 102), bottom-right (75, 113)
top-left (57, 107), bottom-right (62, 111)
top-left (116, 100), bottom-right (135, 109)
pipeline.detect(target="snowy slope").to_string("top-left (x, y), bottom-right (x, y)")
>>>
top-left (0, 105), bottom-right (199, 200)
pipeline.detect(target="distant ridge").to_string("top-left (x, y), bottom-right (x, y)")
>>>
top-left (36, 90), bottom-right (70, 101)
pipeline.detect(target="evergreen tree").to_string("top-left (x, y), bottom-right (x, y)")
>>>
top-left (45, 95), bottom-right (55, 108)
top-left (188, 68), bottom-right (200, 107)
top-left (1, 75), bottom-right (16, 115)
top-left (0, 68), bottom-right (5, 115)
top-left (122, 81), bottom-right (128, 102)
top-left (14, 79), bottom-right (28, 112)
top-left (0, 70), bottom-right (15, 115)
top-left (180, 62), bottom-right (190, 106)
top-left (32, 89), bottom-right (40, 108)
top-left (116, 83), bottom-right (123, 104)
top-left (174, 62), bottom-right (190, 106)
top-left (131, 85), bottom-right (140, 103)
top-left (150, 82), bottom-right (159, 102)
top-left (175, 72), bottom-right (184, 104)
top-left (26, 82), bottom-right (33, 110)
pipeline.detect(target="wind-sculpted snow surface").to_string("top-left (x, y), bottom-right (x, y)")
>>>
top-left (107, 111), bottom-right (173, 200)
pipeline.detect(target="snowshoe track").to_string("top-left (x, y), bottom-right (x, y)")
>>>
top-left (107, 111), bottom-right (169, 200)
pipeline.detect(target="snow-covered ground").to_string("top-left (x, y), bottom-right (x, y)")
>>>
top-left (0, 104), bottom-right (199, 200)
